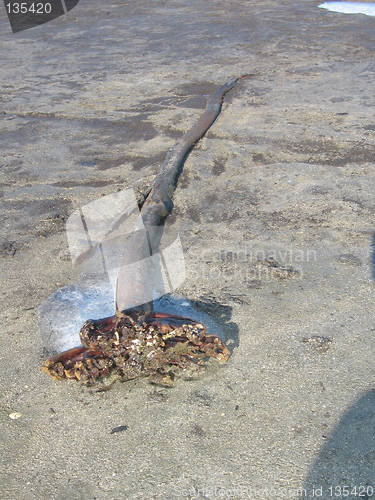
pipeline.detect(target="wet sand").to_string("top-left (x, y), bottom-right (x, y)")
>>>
top-left (1, 0), bottom-right (374, 498)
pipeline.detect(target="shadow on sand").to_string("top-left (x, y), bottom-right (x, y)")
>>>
top-left (302, 390), bottom-right (375, 499)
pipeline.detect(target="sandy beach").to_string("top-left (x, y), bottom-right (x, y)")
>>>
top-left (1, 0), bottom-right (374, 498)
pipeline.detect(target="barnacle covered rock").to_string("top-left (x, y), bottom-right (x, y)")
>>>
top-left (42, 311), bottom-right (230, 387)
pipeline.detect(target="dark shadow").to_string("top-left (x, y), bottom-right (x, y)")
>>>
top-left (192, 297), bottom-right (240, 353)
top-left (303, 390), bottom-right (375, 499)
top-left (371, 233), bottom-right (375, 280)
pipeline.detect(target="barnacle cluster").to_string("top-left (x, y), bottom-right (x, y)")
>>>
top-left (42, 311), bottom-right (230, 387)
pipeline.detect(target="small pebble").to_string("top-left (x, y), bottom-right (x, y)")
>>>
top-left (9, 412), bottom-right (22, 420)
top-left (110, 425), bottom-right (128, 434)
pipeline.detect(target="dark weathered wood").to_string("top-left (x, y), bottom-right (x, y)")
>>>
top-left (139, 75), bottom-right (250, 226)
top-left (116, 76), bottom-right (249, 312)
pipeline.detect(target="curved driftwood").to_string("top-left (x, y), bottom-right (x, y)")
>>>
top-left (116, 75), bottom-right (250, 312)
top-left (42, 76), bottom-right (248, 386)
top-left (139, 75), bottom-right (249, 224)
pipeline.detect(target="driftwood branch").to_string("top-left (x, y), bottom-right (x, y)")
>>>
top-left (42, 76), bottom-right (249, 386)
top-left (116, 75), bottom-right (250, 312)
